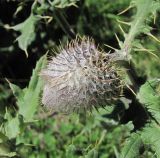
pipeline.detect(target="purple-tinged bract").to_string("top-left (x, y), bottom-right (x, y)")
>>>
top-left (41, 37), bottom-right (122, 113)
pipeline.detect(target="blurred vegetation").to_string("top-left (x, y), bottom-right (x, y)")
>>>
top-left (0, 0), bottom-right (160, 158)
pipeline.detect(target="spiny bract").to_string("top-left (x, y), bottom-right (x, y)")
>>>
top-left (41, 37), bottom-right (122, 113)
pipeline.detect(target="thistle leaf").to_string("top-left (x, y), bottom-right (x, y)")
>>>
top-left (17, 55), bottom-right (47, 122)
top-left (130, 0), bottom-right (160, 36)
top-left (7, 80), bottom-right (24, 101)
top-left (12, 14), bottom-right (39, 56)
top-left (0, 132), bottom-right (8, 143)
top-left (4, 113), bottom-right (20, 139)
top-left (121, 0), bottom-right (160, 59)
top-left (120, 133), bottom-right (143, 158)
top-left (141, 123), bottom-right (160, 158)
top-left (0, 143), bottom-right (16, 157)
top-left (50, 0), bottom-right (79, 8)
top-left (8, 55), bottom-right (47, 122)
top-left (137, 79), bottom-right (160, 120)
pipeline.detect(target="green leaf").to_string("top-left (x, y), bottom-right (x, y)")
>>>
top-left (129, 0), bottom-right (160, 37)
top-left (17, 55), bottom-right (47, 122)
top-left (0, 143), bottom-right (16, 157)
top-left (7, 79), bottom-right (24, 101)
top-left (141, 123), bottom-right (160, 158)
top-left (120, 133), bottom-right (143, 158)
top-left (120, 0), bottom-right (160, 59)
top-left (4, 111), bottom-right (20, 139)
top-left (50, 0), bottom-right (78, 8)
top-left (65, 144), bottom-right (76, 158)
top-left (121, 78), bottom-right (160, 157)
top-left (137, 79), bottom-right (160, 120)
top-left (85, 149), bottom-right (99, 158)
top-left (12, 14), bottom-right (39, 56)
top-left (0, 132), bottom-right (8, 143)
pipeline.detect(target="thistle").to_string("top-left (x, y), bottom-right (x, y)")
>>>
top-left (41, 37), bottom-right (122, 113)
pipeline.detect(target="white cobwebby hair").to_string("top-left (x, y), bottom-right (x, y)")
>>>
top-left (40, 37), bottom-right (122, 114)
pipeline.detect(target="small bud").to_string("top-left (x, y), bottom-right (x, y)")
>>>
top-left (41, 37), bottom-right (122, 113)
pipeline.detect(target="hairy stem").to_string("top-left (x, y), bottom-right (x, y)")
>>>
top-left (120, 0), bottom-right (157, 58)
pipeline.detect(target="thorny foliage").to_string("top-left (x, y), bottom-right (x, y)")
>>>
top-left (0, 0), bottom-right (160, 157)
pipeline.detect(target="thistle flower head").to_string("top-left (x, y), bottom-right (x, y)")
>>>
top-left (41, 37), bottom-right (122, 113)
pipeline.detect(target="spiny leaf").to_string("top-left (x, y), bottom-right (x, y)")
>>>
top-left (4, 112), bottom-right (20, 139)
top-left (129, 0), bottom-right (160, 38)
top-left (50, 0), bottom-right (79, 8)
top-left (141, 123), bottom-right (160, 158)
top-left (0, 143), bottom-right (16, 157)
top-left (120, 0), bottom-right (160, 59)
top-left (0, 132), bottom-right (8, 143)
top-left (6, 79), bottom-right (24, 101)
top-left (17, 55), bottom-right (47, 122)
top-left (137, 79), bottom-right (160, 120)
top-left (8, 55), bottom-right (47, 122)
top-left (136, 80), bottom-right (160, 157)
top-left (85, 148), bottom-right (99, 158)
top-left (120, 133), bottom-right (143, 158)
top-left (12, 14), bottom-right (39, 57)
top-left (65, 144), bottom-right (76, 158)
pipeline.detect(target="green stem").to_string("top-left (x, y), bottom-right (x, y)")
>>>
top-left (121, 0), bottom-right (155, 58)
